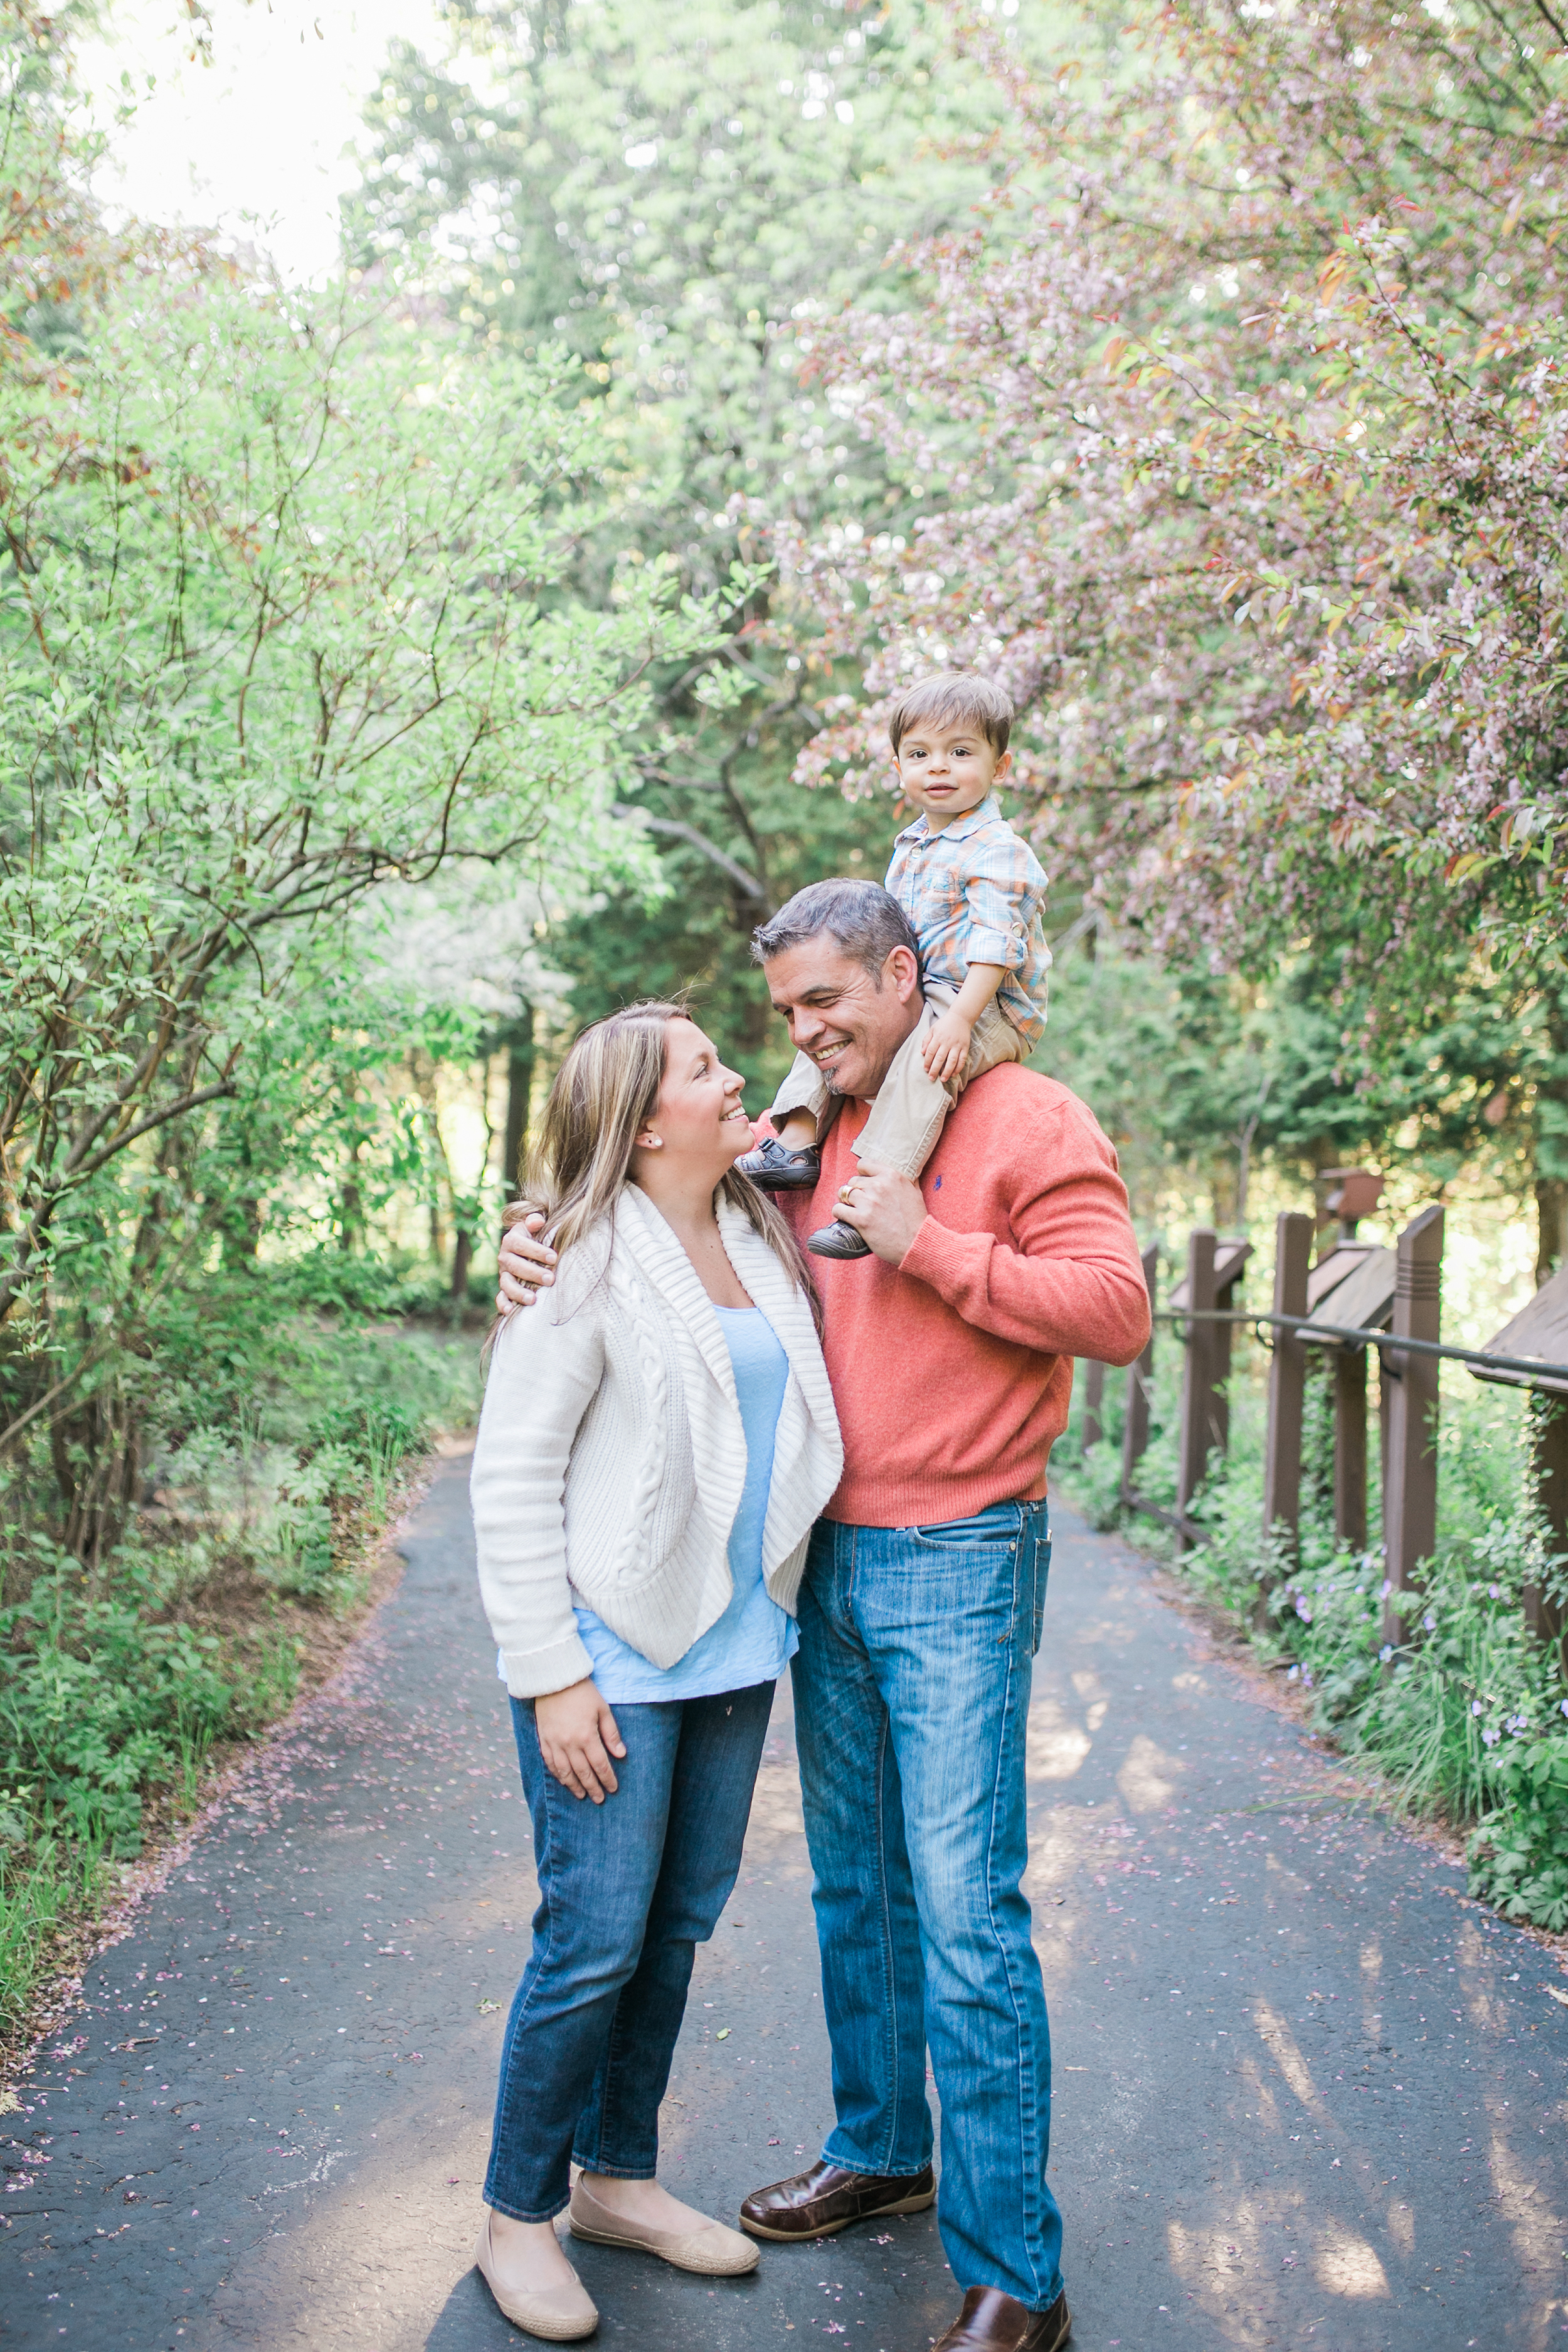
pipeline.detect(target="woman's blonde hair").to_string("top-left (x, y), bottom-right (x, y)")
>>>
top-left (501, 1000), bottom-right (822, 1328)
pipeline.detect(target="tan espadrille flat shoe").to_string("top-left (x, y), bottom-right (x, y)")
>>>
top-left (568, 2177), bottom-right (760, 2275)
top-left (475, 2210), bottom-right (599, 2341)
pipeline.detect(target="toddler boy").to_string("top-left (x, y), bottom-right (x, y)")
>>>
top-left (738, 670), bottom-right (1051, 1258)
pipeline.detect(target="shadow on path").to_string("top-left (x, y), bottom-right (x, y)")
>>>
top-left (2, 1461), bottom-right (1564, 2349)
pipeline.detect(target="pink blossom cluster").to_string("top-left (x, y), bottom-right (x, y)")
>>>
top-left (772, 1), bottom-right (1568, 1014)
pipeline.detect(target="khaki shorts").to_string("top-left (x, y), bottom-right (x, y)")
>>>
top-left (769, 980), bottom-right (1032, 1182)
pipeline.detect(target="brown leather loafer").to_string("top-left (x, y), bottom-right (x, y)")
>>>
top-left (738, 2158), bottom-right (936, 2242)
top-left (931, 2286), bottom-right (1071, 2351)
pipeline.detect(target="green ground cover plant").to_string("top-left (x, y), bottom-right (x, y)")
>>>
top-left (0, 1277), bottom-right (481, 2045)
top-left (1053, 1333), bottom-right (1568, 1932)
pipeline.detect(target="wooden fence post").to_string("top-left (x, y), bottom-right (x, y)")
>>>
top-left (1176, 1227), bottom-right (1219, 1546)
top-left (1381, 1204), bottom-right (1444, 1646)
top-left (1303, 1241), bottom-right (1396, 1554)
top-left (1120, 1244), bottom-right (1157, 1508)
top-left (1334, 1348), bottom-right (1369, 1551)
top-left (1081, 1360), bottom-right (1106, 1451)
top-left (1210, 1246), bottom-right (1250, 1458)
top-left (1261, 1211), bottom-right (1313, 1563)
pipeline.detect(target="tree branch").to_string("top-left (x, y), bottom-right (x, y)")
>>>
top-left (60, 1079), bottom-right (238, 1192)
top-left (611, 805), bottom-right (768, 902)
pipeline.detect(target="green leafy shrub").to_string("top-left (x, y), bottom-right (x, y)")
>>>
top-left (1053, 1358), bottom-right (1132, 1532)
top-left (0, 1563), bottom-right (234, 1857)
top-left (1057, 1434), bottom-right (1126, 1533)
top-left (269, 1442), bottom-right (368, 1608)
top-left (1468, 1729), bottom-right (1568, 1931)
top-left (304, 1399), bottom-right (428, 1515)
top-left (0, 1291), bottom-right (480, 2042)
top-left (305, 1407), bottom-right (397, 1468)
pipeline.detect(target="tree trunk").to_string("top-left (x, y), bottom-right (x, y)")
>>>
top-left (408, 1049), bottom-right (453, 1270)
top-left (502, 1005), bottom-right (536, 1201)
top-left (220, 1128), bottom-right (263, 1266)
top-left (52, 1381), bottom-right (141, 1569)
top-left (1537, 992), bottom-right (1568, 1290)
top-left (339, 1079), bottom-right (367, 1253)
top-left (1537, 1177), bottom-right (1568, 1292)
top-left (339, 1160), bottom-right (364, 1253)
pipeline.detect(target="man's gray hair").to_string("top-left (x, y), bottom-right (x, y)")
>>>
top-left (751, 879), bottom-right (920, 981)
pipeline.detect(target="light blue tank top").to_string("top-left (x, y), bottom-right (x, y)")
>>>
top-left (499, 1305), bottom-right (797, 1706)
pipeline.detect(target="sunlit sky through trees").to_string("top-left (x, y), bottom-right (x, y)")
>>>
top-left (78, 0), bottom-right (446, 282)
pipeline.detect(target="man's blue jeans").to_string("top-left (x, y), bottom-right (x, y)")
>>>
top-left (484, 1680), bottom-right (773, 2222)
top-left (792, 1502), bottom-right (1063, 2312)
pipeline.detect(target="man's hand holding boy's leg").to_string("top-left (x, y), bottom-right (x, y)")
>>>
top-left (832, 1162), bottom-right (928, 1266)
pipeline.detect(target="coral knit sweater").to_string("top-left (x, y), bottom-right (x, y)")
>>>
top-left (773, 1064), bottom-right (1151, 1527)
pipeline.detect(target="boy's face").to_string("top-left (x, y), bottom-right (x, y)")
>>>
top-left (894, 719), bottom-right (1011, 831)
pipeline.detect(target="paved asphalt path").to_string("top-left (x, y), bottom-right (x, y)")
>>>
top-left (4, 1456), bottom-right (1567, 2351)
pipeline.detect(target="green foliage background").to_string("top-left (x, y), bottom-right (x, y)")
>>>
top-left (0, 0), bottom-right (1565, 2038)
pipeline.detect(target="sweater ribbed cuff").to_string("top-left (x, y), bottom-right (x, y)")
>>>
top-left (898, 1214), bottom-right (991, 1298)
top-left (500, 1631), bottom-right (595, 1702)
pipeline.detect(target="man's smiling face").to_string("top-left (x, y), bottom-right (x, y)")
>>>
top-left (762, 935), bottom-right (923, 1104)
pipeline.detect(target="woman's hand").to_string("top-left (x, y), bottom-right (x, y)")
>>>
top-left (534, 1678), bottom-right (627, 1801)
top-left (496, 1208), bottom-right (557, 1314)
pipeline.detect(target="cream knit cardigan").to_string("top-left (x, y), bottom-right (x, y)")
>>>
top-left (470, 1182), bottom-right (843, 1700)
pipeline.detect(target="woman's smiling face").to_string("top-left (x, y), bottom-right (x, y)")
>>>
top-left (638, 1017), bottom-right (753, 1184)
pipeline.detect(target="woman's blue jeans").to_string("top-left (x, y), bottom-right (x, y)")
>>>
top-left (792, 1502), bottom-right (1063, 2313)
top-left (484, 1679), bottom-right (773, 2222)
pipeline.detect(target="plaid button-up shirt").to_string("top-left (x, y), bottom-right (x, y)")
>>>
top-left (884, 795), bottom-right (1052, 1047)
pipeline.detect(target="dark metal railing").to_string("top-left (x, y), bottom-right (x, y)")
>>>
top-left (1099, 1214), bottom-right (1567, 1658)
top-left (1152, 1306), bottom-right (1568, 1390)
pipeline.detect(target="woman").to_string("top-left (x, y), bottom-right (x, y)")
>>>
top-left (469, 1001), bottom-right (842, 2342)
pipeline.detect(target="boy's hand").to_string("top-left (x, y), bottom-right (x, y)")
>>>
top-left (921, 1006), bottom-right (975, 1086)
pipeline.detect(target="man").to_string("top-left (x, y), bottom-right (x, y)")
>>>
top-left (499, 879), bottom-right (1150, 2352)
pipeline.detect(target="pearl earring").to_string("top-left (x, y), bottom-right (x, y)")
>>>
top-left (640, 1133), bottom-right (663, 1149)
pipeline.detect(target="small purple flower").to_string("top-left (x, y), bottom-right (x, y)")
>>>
top-left (1380, 1578), bottom-right (1392, 1599)
top-left (1422, 1612), bottom-right (1436, 1632)
top-left (1471, 1700), bottom-right (1484, 1717)
top-left (1482, 1728), bottom-right (1500, 1746)
top-left (1488, 1584), bottom-right (1502, 1600)
top-left (1379, 1644), bottom-right (1394, 1663)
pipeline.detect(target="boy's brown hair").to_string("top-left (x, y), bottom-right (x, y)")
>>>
top-left (887, 670), bottom-right (1014, 759)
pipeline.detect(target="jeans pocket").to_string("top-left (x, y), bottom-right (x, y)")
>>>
top-left (909, 1504), bottom-right (1023, 1550)
top-left (1030, 1528), bottom-right (1051, 1656)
